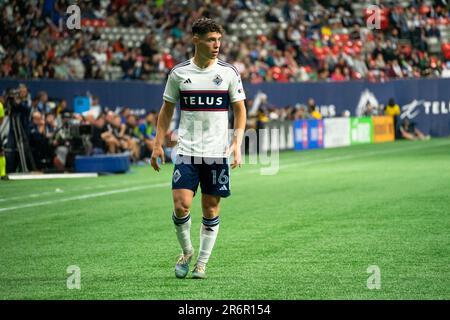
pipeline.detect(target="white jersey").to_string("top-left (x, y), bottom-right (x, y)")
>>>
top-left (163, 58), bottom-right (246, 158)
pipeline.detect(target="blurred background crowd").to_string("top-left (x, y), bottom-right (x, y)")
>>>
top-left (1, 0), bottom-right (449, 83)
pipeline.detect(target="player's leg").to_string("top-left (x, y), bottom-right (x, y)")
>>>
top-left (172, 157), bottom-right (200, 278)
top-left (173, 188), bottom-right (195, 255)
top-left (193, 158), bottom-right (230, 279)
top-left (172, 189), bottom-right (196, 279)
top-left (192, 194), bottom-right (221, 279)
top-left (414, 128), bottom-right (428, 140)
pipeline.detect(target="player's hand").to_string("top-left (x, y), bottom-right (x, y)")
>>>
top-left (227, 143), bottom-right (241, 169)
top-left (150, 145), bottom-right (165, 172)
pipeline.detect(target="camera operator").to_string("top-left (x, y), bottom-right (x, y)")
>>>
top-left (29, 111), bottom-right (54, 170)
top-left (4, 84), bottom-right (34, 173)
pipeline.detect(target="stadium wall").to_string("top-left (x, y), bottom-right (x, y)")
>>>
top-left (1, 78), bottom-right (449, 136)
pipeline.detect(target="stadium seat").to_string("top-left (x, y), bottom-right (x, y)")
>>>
top-left (427, 37), bottom-right (441, 54)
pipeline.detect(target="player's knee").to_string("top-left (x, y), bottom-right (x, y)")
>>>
top-left (173, 200), bottom-right (190, 217)
top-left (202, 204), bottom-right (219, 218)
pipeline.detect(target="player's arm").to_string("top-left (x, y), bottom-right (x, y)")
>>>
top-left (150, 100), bottom-right (176, 171)
top-left (229, 100), bottom-right (246, 169)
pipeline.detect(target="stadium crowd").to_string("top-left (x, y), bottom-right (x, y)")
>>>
top-left (0, 0), bottom-right (449, 83)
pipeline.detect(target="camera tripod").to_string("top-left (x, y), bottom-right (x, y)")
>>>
top-left (8, 113), bottom-right (36, 173)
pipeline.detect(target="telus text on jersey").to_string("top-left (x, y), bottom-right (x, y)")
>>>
top-left (182, 96), bottom-right (223, 106)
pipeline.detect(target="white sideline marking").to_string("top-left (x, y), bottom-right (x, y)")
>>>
top-left (0, 182), bottom-right (170, 213)
top-left (0, 178), bottom-right (145, 202)
top-left (7, 173), bottom-right (98, 180)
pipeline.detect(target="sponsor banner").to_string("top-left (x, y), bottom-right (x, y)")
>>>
top-left (350, 117), bottom-right (373, 145)
top-left (294, 119), bottom-right (324, 151)
top-left (372, 116), bottom-right (395, 143)
top-left (308, 119), bottom-right (324, 149)
top-left (324, 118), bottom-right (351, 148)
top-left (294, 120), bottom-right (308, 150)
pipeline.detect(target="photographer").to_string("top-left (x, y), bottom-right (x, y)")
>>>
top-left (29, 111), bottom-right (53, 170)
top-left (4, 84), bottom-right (34, 173)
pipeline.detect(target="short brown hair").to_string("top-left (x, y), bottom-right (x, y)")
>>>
top-left (192, 18), bottom-right (223, 36)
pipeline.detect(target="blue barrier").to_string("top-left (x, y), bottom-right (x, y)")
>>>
top-left (1, 77), bottom-right (449, 136)
top-left (75, 153), bottom-right (130, 173)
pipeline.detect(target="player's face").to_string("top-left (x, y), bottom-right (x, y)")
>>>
top-left (195, 32), bottom-right (222, 59)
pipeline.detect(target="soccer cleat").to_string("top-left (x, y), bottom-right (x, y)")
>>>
top-left (175, 252), bottom-right (194, 279)
top-left (192, 264), bottom-right (207, 279)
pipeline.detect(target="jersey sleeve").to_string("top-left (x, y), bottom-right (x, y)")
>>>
top-left (228, 71), bottom-right (246, 103)
top-left (163, 70), bottom-right (180, 103)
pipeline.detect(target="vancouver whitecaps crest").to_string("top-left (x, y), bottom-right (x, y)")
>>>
top-left (213, 74), bottom-right (223, 86)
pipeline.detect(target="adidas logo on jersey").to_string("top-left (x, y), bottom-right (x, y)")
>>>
top-left (219, 185), bottom-right (228, 191)
top-left (183, 78), bottom-right (192, 84)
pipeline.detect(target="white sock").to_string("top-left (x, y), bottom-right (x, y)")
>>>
top-left (197, 216), bottom-right (220, 267)
top-left (172, 212), bottom-right (193, 255)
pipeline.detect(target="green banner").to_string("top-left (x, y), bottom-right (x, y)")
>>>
top-left (350, 117), bottom-right (373, 145)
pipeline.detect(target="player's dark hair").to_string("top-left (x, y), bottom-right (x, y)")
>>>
top-left (192, 18), bottom-right (223, 36)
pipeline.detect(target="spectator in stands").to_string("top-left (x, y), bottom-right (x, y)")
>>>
top-left (399, 117), bottom-right (430, 141)
top-left (90, 114), bottom-right (108, 155)
top-left (110, 113), bottom-right (140, 161)
top-left (45, 113), bottom-right (57, 139)
top-left (307, 98), bottom-right (322, 120)
top-left (1, 0), bottom-right (448, 83)
top-left (120, 107), bottom-right (131, 124)
top-left (103, 110), bottom-right (122, 154)
top-left (139, 112), bottom-right (157, 158)
top-left (124, 114), bottom-right (142, 161)
top-left (363, 101), bottom-right (379, 116)
top-left (294, 103), bottom-right (307, 119)
top-left (353, 54), bottom-right (369, 78)
top-left (36, 91), bottom-right (50, 114)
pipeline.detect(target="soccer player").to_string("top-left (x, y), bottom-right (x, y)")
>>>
top-left (150, 18), bottom-right (246, 279)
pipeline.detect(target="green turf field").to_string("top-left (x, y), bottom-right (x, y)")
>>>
top-left (1, 138), bottom-right (449, 299)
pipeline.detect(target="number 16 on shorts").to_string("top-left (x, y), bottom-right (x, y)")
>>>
top-left (208, 167), bottom-right (230, 197)
top-left (212, 169), bottom-right (229, 185)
